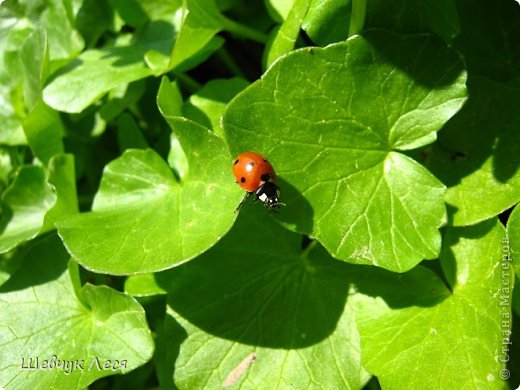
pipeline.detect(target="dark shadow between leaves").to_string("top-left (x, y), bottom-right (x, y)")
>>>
top-left (44, 58), bottom-right (84, 86)
top-left (426, 76), bottom-right (520, 187)
top-left (439, 219), bottom-right (496, 291)
top-left (154, 312), bottom-right (186, 390)
top-left (0, 233), bottom-right (68, 292)
top-left (155, 207), bottom-right (447, 351)
top-left (155, 207), bottom-right (340, 349)
top-left (491, 114), bottom-right (520, 183)
top-left (350, 262), bottom-right (450, 309)
top-left (0, 201), bottom-right (13, 238)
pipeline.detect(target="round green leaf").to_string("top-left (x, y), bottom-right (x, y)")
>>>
top-left (223, 30), bottom-right (467, 272)
top-left (57, 120), bottom-right (241, 275)
top-left (0, 234), bottom-right (154, 389)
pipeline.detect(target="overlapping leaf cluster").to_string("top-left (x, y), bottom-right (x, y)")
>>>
top-left (0, 0), bottom-right (519, 388)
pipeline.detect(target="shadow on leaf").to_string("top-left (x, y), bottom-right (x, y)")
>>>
top-left (363, 29), bottom-right (465, 88)
top-left (426, 76), bottom-right (520, 187)
top-left (156, 205), bottom-right (448, 350)
top-left (0, 234), bottom-right (68, 292)
top-left (273, 176), bottom-right (314, 234)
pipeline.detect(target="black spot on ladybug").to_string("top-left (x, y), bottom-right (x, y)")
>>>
top-left (240, 177), bottom-right (246, 183)
top-left (260, 173), bottom-right (271, 182)
top-left (234, 159), bottom-right (239, 165)
top-left (263, 159), bottom-right (268, 162)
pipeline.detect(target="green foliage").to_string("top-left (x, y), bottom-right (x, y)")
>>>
top-left (356, 219), bottom-right (509, 388)
top-left (224, 30), bottom-right (466, 272)
top-left (0, 234), bottom-right (154, 389)
top-left (0, 0), bottom-right (518, 389)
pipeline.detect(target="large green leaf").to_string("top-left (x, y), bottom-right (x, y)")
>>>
top-left (355, 219), bottom-right (511, 389)
top-left (223, 30), bottom-right (467, 272)
top-left (43, 21), bottom-right (174, 113)
top-left (155, 206), bottom-right (371, 389)
top-left (57, 115), bottom-right (241, 274)
top-left (0, 234), bottom-right (154, 389)
top-left (426, 77), bottom-right (520, 226)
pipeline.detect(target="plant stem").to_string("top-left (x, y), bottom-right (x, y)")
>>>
top-left (221, 17), bottom-right (268, 44)
top-left (348, 0), bottom-right (367, 37)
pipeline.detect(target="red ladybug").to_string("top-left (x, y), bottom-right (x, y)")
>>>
top-left (233, 152), bottom-right (282, 211)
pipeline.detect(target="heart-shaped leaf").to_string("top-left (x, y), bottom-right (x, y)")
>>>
top-left (223, 30), bottom-right (467, 272)
top-left (0, 234), bottom-right (154, 389)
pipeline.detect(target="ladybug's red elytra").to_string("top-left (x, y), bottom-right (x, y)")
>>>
top-left (233, 151), bottom-right (283, 212)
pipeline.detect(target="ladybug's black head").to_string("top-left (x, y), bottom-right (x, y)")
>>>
top-left (255, 181), bottom-right (282, 210)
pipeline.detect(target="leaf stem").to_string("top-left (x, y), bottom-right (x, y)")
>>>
top-left (221, 17), bottom-right (268, 44)
top-left (348, 0), bottom-right (367, 37)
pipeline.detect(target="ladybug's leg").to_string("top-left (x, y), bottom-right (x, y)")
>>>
top-left (234, 191), bottom-right (253, 213)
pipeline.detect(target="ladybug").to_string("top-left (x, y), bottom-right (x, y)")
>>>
top-left (233, 152), bottom-right (283, 212)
